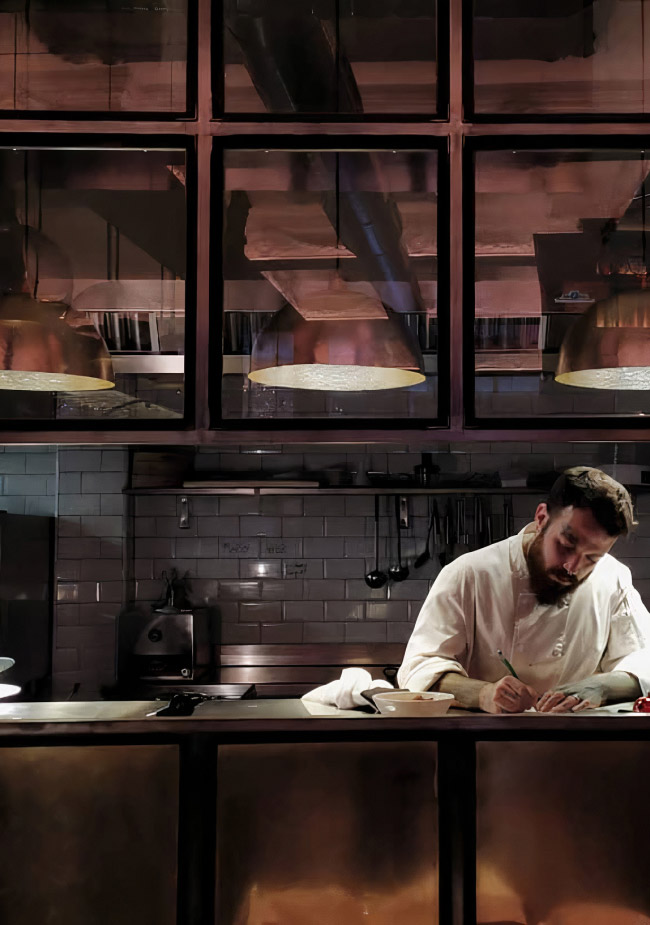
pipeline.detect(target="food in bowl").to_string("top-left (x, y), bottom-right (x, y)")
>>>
top-left (373, 691), bottom-right (455, 717)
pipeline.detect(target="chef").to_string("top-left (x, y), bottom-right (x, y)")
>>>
top-left (397, 467), bottom-right (650, 713)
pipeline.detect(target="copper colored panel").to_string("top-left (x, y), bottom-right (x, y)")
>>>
top-left (0, 744), bottom-right (179, 925)
top-left (0, 294), bottom-right (114, 391)
top-left (216, 742), bottom-right (438, 924)
top-left (476, 741), bottom-right (650, 925)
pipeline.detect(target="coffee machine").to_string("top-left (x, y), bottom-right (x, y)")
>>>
top-left (114, 571), bottom-right (256, 702)
top-left (119, 606), bottom-right (211, 682)
top-left (119, 570), bottom-right (212, 683)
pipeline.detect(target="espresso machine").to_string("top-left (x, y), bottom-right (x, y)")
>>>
top-left (116, 571), bottom-right (254, 703)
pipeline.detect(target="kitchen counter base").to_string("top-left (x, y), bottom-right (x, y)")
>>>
top-left (0, 700), bottom-right (648, 925)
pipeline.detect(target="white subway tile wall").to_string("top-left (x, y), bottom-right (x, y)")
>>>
top-left (2, 442), bottom-right (650, 699)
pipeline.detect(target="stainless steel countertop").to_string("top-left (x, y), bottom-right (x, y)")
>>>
top-left (0, 699), bottom-right (642, 734)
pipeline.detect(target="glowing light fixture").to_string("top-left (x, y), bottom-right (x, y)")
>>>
top-left (0, 293), bottom-right (114, 391)
top-left (556, 161), bottom-right (650, 390)
top-left (248, 301), bottom-right (425, 391)
top-left (0, 214), bottom-right (114, 391)
top-left (247, 148), bottom-right (426, 392)
top-left (555, 289), bottom-right (650, 389)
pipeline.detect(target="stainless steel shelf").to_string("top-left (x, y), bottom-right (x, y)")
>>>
top-left (125, 486), bottom-right (541, 496)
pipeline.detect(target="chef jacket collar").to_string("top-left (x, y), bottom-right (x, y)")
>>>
top-left (510, 523), bottom-right (536, 580)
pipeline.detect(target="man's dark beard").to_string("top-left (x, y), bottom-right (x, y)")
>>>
top-left (526, 529), bottom-right (587, 605)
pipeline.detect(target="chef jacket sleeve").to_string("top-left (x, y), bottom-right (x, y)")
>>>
top-left (600, 579), bottom-right (650, 696)
top-left (397, 561), bottom-right (473, 692)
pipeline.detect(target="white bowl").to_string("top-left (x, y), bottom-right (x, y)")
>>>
top-left (373, 691), bottom-right (455, 717)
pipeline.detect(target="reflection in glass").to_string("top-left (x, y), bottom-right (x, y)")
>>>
top-left (476, 742), bottom-right (650, 924)
top-left (472, 147), bottom-right (650, 421)
top-left (473, 0), bottom-right (650, 117)
top-left (0, 146), bottom-right (186, 421)
top-left (0, 1), bottom-right (188, 113)
top-left (0, 744), bottom-right (179, 925)
top-left (217, 743), bottom-right (438, 925)
top-left (221, 148), bottom-right (439, 420)
top-left (223, 0), bottom-right (438, 115)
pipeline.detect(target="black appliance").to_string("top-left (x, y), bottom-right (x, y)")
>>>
top-left (118, 607), bottom-right (212, 683)
top-left (0, 512), bottom-right (53, 699)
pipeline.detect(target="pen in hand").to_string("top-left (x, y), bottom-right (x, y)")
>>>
top-left (496, 648), bottom-right (519, 680)
top-left (494, 650), bottom-right (540, 713)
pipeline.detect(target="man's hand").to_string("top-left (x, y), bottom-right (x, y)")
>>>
top-left (477, 676), bottom-right (539, 714)
top-left (536, 679), bottom-right (606, 713)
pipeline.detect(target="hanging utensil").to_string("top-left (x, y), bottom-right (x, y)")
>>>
top-left (432, 498), bottom-right (441, 556)
top-left (438, 500), bottom-right (452, 567)
top-left (485, 498), bottom-right (493, 546)
top-left (504, 495), bottom-right (514, 538)
top-left (454, 497), bottom-right (470, 557)
top-left (365, 495), bottom-right (388, 589)
top-left (473, 494), bottom-right (483, 549)
top-left (388, 494), bottom-right (409, 582)
top-left (414, 497), bottom-right (436, 569)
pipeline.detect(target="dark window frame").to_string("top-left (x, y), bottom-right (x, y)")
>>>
top-left (0, 132), bottom-right (196, 431)
top-left (0, 0), bottom-right (198, 121)
top-left (463, 133), bottom-right (650, 430)
top-left (215, 0), bottom-right (449, 122)
top-left (209, 133), bottom-right (450, 432)
top-left (463, 1), bottom-right (650, 124)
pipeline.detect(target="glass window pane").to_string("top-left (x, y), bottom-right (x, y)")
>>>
top-left (0, 145), bottom-right (186, 423)
top-left (223, 0), bottom-right (438, 116)
top-left (217, 742), bottom-right (438, 925)
top-left (477, 742), bottom-right (650, 923)
top-left (0, 2), bottom-right (188, 113)
top-left (472, 1), bottom-right (650, 117)
top-left (0, 744), bottom-right (179, 925)
top-left (220, 146), bottom-right (439, 422)
top-left (471, 146), bottom-right (650, 423)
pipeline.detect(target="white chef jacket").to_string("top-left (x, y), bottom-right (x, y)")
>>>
top-left (397, 524), bottom-right (650, 697)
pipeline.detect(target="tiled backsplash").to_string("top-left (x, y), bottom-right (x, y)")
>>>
top-left (131, 491), bottom-right (435, 646)
top-left (1, 442), bottom-right (650, 698)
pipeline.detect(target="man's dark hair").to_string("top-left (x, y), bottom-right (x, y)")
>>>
top-left (547, 467), bottom-right (636, 537)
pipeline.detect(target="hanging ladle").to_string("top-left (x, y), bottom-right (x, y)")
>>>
top-left (415, 498), bottom-right (439, 569)
top-left (365, 494), bottom-right (388, 589)
top-left (389, 495), bottom-right (410, 582)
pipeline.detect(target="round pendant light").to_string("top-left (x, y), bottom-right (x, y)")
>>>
top-left (248, 301), bottom-right (425, 391)
top-left (555, 289), bottom-right (650, 390)
top-left (0, 293), bottom-right (114, 391)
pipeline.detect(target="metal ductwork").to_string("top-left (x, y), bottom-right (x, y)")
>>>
top-left (226, 0), bottom-right (425, 315)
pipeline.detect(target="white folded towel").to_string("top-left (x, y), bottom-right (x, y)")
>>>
top-left (301, 668), bottom-right (393, 711)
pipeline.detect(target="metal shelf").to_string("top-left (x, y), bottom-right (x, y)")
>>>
top-left (125, 485), bottom-right (542, 495)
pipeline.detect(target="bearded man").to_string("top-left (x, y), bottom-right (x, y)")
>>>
top-left (397, 467), bottom-right (650, 713)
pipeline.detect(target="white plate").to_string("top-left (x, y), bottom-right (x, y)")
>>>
top-left (0, 684), bottom-right (20, 700)
top-left (374, 691), bottom-right (455, 717)
top-left (0, 657), bottom-right (15, 673)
